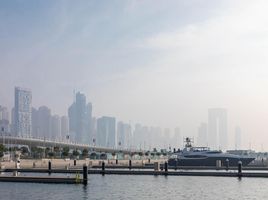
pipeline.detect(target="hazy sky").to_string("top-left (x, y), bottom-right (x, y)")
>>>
top-left (1, 0), bottom-right (268, 150)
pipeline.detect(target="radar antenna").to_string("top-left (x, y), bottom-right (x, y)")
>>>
top-left (183, 137), bottom-right (194, 148)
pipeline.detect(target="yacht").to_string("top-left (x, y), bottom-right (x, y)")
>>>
top-left (168, 138), bottom-right (255, 167)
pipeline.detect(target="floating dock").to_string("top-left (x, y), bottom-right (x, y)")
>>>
top-left (0, 176), bottom-right (82, 184)
top-left (0, 165), bottom-right (88, 184)
top-left (2, 168), bottom-right (268, 178)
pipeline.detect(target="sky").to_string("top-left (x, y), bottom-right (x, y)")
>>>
top-left (1, 0), bottom-right (268, 150)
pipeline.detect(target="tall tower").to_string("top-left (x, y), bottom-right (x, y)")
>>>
top-left (68, 92), bottom-right (92, 144)
top-left (97, 116), bottom-right (116, 148)
top-left (14, 87), bottom-right (32, 137)
top-left (197, 122), bottom-right (207, 147)
top-left (38, 106), bottom-right (51, 139)
top-left (61, 116), bottom-right (69, 141)
top-left (208, 108), bottom-right (227, 150)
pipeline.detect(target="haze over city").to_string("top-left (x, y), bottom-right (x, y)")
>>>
top-left (1, 0), bottom-right (268, 151)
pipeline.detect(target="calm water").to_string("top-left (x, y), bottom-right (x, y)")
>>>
top-left (0, 175), bottom-right (268, 200)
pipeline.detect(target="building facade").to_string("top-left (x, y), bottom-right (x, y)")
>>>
top-left (117, 121), bottom-right (131, 149)
top-left (14, 87), bottom-right (32, 137)
top-left (50, 115), bottom-right (61, 140)
top-left (61, 116), bottom-right (69, 141)
top-left (97, 116), bottom-right (116, 148)
top-left (68, 92), bottom-right (92, 144)
top-left (197, 122), bottom-right (207, 147)
top-left (208, 108), bottom-right (227, 150)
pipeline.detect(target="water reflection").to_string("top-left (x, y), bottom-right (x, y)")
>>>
top-left (0, 175), bottom-right (268, 200)
top-left (82, 185), bottom-right (88, 200)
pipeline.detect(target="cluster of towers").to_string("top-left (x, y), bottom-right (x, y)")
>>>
top-left (0, 87), bottom-right (242, 150)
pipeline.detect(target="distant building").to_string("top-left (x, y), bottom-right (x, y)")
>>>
top-left (149, 126), bottom-right (162, 150)
top-left (91, 117), bottom-right (97, 145)
top-left (61, 116), bottom-right (69, 141)
top-left (235, 126), bottom-right (242, 150)
top-left (0, 119), bottom-right (9, 134)
top-left (208, 108), bottom-right (227, 150)
top-left (11, 107), bottom-right (15, 134)
top-left (14, 87), bottom-right (32, 137)
top-left (0, 106), bottom-right (9, 121)
top-left (97, 116), bottom-right (116, 148)
top-left (68, 92), bottom-right (92, 144)
top-left (31, 106), bottom-right (51, 139)
top-left (117, 121), bottom-right (131, 149)
top-left (0, 106), bottom-right (10, 134)
top-left (133, 123), bottom-right (142, 149)
top-left (86, 102), bottom-right (93, 144)
top-left (197, 123), bottom-right (207, 147)
top-left (37, 106), bottom-right (51, 139)
top-left (31, 107), bottom-right (39, 138)
top-left (50, 115), bottom-right (61, 140)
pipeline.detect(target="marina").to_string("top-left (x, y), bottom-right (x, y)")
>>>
top-left (1, 158), bottom-right (268, 183)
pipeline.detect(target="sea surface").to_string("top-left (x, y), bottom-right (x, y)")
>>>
top-left (0, 174), bottom-right (267, 200)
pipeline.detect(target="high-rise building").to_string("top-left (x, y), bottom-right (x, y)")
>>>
top-left (68, 92), bottom-right (92, 144)
top-left (91, 117), bottom-right (97, 145)
top-left (149, 126), bottom-right (162, 150)
top-left (11, 107), bottom-right (15, 134)
top-left (14, 87), bottom-right (32, 137)
top-left (61, 116), bottom-right (69, 141)
top-left (235, 126), bottom-right (242, 150)
top-left (117, 121), bottom-right (131, 149)
top-left (50, 115), bottom-right (61, 140)
top-left (97, 116), bottom-right (116, 148)
top-left (37, 106), bottom-right (51, 139)
top-left (197, 123), bottom-right (207, 147)
top-left (31, 107), bottom-right (39, 138)
top-left (86, 102), bottom-right (93, 144)
top-left (0, 106), bottom-right (9, 121)
top-left (0, 106), bottom-right (10, 134)
top-left (31, 106), bottom-right (52, 139)
top-left (133, 123), bottom-right (142, 149)
top-left (208, 108), bottom-right (227, 150)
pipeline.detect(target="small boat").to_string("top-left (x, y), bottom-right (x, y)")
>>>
top-left (168, 137), bottom-right (255, 167)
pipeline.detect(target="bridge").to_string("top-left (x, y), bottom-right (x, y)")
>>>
top-left (0, 135), bottom-right (143, 154)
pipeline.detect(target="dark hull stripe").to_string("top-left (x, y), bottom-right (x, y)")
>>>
top-left (168, 157), bottom-right (254, 167)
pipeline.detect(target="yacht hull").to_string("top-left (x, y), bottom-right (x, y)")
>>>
top-left (168, 157), bottom-right (255, 167)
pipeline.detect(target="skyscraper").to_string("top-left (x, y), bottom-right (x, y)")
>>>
top-left (14, 87), bottom-right (32, 137)
top-left (37, 106), bottom-right (51, 139)
top-left (0, 106), bottom-right (9, 121)
top-left (68, 92), bottom-right (92, 144)
top-left (133, 123), bottom-right (142, 149)
top-left (208, 108), bottom-right (227, 150)
top-left (0, 106), bottom-right (10, 134)
top-left (61, 116), bottom-right (69, 141)
top-left (86, 102), bottom-right (93, 144)
top-left (197, 123), bottom-right (207, 147)
top-left (97, 116), bottom-right (116, 148)
top-left (50, 115), bottom-right (61, 140)
top-left (30, 106), bottom-right (52, 139)
top-left (31, 107), bottom-right (38, 138)
top-left (117, 121), bottom-right (131, 149)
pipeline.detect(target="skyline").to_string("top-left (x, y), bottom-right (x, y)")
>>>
top-left (0, 86), bottom-right (244, 151)
top-left (1, 1), bottom-right (268, 150)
